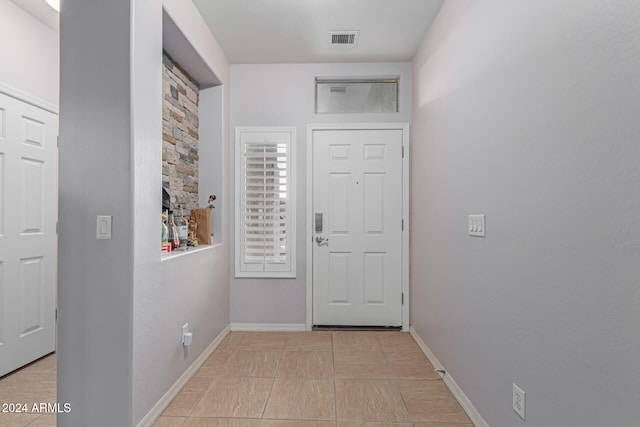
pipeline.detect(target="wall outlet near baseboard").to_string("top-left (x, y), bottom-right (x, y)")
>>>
top-left (182, 323), bottom-right (192, 346)
top-left (513, 383), bottom-right (526, 420)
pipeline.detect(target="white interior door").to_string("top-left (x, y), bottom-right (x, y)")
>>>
top-left (312, 129), bottom-right (403, 326)
top-left (0, 92), bottom-right (58, 376)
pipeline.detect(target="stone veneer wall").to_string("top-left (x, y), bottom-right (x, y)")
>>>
top-left (162, 51), bottom-right (199, 214)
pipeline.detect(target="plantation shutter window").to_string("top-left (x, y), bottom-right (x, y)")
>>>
top-left (235, 127), bottom-right (296, 278)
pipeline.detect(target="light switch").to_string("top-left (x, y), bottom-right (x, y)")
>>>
top-left (96, 215), bottom-right (112, 239)
top-left (468, 214), bottom-right (485, 237)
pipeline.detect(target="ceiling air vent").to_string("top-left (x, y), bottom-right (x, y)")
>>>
top-left (329, 31), bottom-right (359, 46)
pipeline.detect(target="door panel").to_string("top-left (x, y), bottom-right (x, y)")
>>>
top-left (21, 158), bottom-right (45, 233)
top-left (363, 252), bottom-right (385, 303)
top-left (0, 92), bottom-right (57, 376)
top-left (20, 257), bottom-right (44, 336)
top-left (329, 252), bottom-right (350, 303)
top-left (329, 174), bottom-right (350, 233)
top-left (363, 173), bottom-right (385, 233)
top-left (313, 129), bottom-right (402, 326)
top-left (0, 152), bottom-right (4, 236)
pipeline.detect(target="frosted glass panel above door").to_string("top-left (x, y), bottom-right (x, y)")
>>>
top-left (315, 79), bottom-right (398, 114)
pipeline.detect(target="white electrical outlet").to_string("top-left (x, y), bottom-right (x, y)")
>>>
top-left (513, 383), bottom-right (526, 420)
top-left (182, 323), bottom-right (189, 340)
top-left (181, 323), bottom-right (193, 346)
top-left (468, 214), bottom-right (486, 237)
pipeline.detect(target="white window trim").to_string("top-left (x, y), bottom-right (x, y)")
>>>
top-left (235, 126), bottom-right (296, 278)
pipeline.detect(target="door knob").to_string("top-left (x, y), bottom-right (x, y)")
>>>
top-left (315, 235), bottom-right (329, 246)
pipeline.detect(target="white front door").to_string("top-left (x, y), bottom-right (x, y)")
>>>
top-left (312, 129), bottom-right (403, 326)
top-left (0, 92), bottom-right (58, 376)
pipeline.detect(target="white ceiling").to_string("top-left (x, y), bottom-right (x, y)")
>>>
top-left (192, 0), bottom-right (444, 64)
top-left (10, 0), bottom-right (445, 64)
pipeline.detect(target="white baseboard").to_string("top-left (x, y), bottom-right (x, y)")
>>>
top-left (230, 323), bottom-right (306, 332)
top-left (410, 326), bottom-right (490, 427)
top-left (136, 324), bottom-right (231, 427)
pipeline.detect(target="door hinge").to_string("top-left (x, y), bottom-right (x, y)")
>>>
top-left (402, 293), bottom-right (404, 305)
top-left (402, 219), bottom-right (404, 231)
top-left (402, 145), bottom-right (405, 158)
top-left (55, 309), bottom-right (58, 321)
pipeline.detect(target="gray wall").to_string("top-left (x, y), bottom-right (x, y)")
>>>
top-left (133, 0), bottom-right (231, 423)
top-left (411, 1), bottom-right (640, 426)
top-left (58, 0), bottom-right (133, 424)
top-left (230, 63), bottom-right (412, 324)
top-left (0, 0), bottom-right (58, 106)
top-left (59, 0), bottom-right (231, 424)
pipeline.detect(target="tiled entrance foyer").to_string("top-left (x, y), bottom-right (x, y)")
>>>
top-left (154, 331), bottom-right (473, 427)
top-left (0, 332), bottom-right (473, 426)
top-left (0, 353), bottom-right (57, 426)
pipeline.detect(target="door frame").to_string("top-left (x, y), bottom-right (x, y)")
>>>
top-left (306, 123), bottom-right (410, 331)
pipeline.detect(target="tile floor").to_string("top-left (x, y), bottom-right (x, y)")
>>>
top-left (155, 331), bottom-right (474, 427)
top-left (0, 332), bottom-right (474, 427)
top-left (0, 353), bottom-right (57, 426)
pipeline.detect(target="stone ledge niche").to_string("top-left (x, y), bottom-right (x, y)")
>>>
top-left (162, 8), bottom-right (224, 242)
top-left (162, 52), bottom-right (200, 215)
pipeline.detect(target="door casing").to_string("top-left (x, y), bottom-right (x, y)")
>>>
top-left (306, 123), bottom-right (410, 331)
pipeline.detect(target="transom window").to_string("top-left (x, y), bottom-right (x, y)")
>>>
top-left (315, 78), bottom-right (399, 114)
